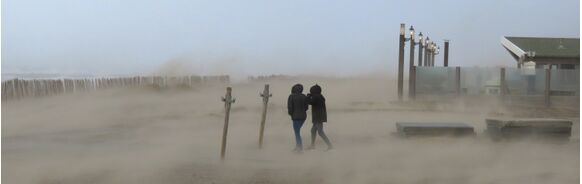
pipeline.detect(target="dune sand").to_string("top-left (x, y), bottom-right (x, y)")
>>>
top-left (2, 76), bottom-right (579, 183)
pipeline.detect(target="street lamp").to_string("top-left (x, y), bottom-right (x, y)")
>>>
top-left (409, 26), bottom-right (415, 37)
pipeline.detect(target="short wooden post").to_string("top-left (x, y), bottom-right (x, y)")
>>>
top-left (258, 84), bottom-right (272, 149)
top-left (10, 79), bottom-right (15, 99)
top-left (410, 66), bottom-right (416, 100)
top-left (221, 87), bottom-right (235, 160)
top-left (14, 79), bottom-right (20, 99)
top-left (455, 67), bottom-right (461, 96)
top-left (545, 69), bottom-right (551, 107)
top-left (1, 81), bottom-right (5, 100)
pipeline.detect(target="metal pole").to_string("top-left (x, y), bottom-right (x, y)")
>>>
top-left (397, 23), bottom-right (405, 101)
top-left (221, 87), bottom-right (235, 160)
top-left (444, 40), bottom-right (449, 67)
top-left (258, 84), bottom-right (272, 149)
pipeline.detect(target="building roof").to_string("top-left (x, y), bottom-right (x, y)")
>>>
top-left (501, 36), bottom-right (580, 59)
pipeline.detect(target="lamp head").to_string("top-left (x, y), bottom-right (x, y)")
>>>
top-left (409, 26), bottom-right (415, 37)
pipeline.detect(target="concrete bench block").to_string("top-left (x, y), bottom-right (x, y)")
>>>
top-left (396, 122), bottom-right (476, 137)
top-left (485, 118), bottom-right (572, 141)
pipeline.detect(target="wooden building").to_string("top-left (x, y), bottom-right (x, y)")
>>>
top-left (501, 36), bottom-right (579, 69)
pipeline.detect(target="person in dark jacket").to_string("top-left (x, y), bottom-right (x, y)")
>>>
top-left (306, 84), bottom-right (333, 150)
top-left (288, 84), bottom-right (309, 152)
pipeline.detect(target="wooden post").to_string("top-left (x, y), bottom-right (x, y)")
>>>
top-left (14, 79), bottom-right (20, 99)
top-left (422, 36), bottom-right (430, 66)
top-left (500, 68), bottom-right (506, 97)
top-left (397, 23), bottom-right (405, 101)
top-left (410, 66), bottom-right (416, 99)
top-left (221, 87), bottom-right (235, 160)
top-left (545, 69), bottom-right (551, 107)
top-left (258, 84), bottom-right (272, 149)
top-left (443, 40), bottom-right (449, 67)
top-left (455, 67), bottom-right (461, 96)
top-left (2, 81), bottom-right (7, 100)
top-left (418, 34), bottom-right (423, 66)
top-left (408, 31), bottom-right (415, 100)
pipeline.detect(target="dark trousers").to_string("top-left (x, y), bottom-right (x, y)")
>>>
top-left (310, 122), bottom-right (332, 148)
top-left (292, 120), bottom-right (305, 149)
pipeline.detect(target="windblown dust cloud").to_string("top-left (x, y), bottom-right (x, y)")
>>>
top-left (2, 76), bottom-right (579, 183)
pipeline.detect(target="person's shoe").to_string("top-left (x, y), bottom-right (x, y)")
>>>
top-left (305, 145), bottom-right (315, 150)
top-left (325, 146), bottom-right (333, 151)
top-left (292, 147), bottom-right (303, 154)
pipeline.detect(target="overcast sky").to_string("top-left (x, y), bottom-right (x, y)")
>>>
top-left (2, 0), bottom-right (580, 76)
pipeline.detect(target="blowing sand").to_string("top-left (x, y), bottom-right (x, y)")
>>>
top-left (2, 76), bottom-right (579, 184)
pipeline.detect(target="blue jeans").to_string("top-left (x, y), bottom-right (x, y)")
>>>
top-left (292, 120), bottom-right (305, 149)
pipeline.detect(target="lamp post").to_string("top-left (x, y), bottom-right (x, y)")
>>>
top-left (408, 26), bottom-right (415, 98)
top-left (417, 32), bottom-right (423, 66)
top-left (397, 23), bottom-right (405, 101)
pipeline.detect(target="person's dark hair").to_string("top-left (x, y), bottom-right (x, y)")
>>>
top-left (310, 84), bottom-right (322, 94)
top-left (291, 84), bottom-right (303, 94)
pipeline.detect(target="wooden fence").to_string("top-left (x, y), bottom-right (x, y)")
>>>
top-left (1, 75), bottom-right (229, 100)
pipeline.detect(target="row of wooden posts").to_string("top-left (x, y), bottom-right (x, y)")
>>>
top-left (220, 84), bottom-right (272, 160)
top-left (409, 67), bottom-right (553, 107)
top-left (1, 75), bottom-right (229, 100)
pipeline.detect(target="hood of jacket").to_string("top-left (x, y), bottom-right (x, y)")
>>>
top-left (291, 84), bottom-right (303, 94)
top-left (310, 84), bottom-right (322, 95)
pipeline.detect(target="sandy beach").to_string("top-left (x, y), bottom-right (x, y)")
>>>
top-left (2, 76), bottom-right (579, 183)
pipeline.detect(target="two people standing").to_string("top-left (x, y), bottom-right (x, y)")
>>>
top-left (287, 84), bottom-right (333, 153)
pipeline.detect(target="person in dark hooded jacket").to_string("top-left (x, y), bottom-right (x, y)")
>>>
top-left (306, 84), bottom-right (333, 150)
top-left (287, 84), bottom-right (309, 152)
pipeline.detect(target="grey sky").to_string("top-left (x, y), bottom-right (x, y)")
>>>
top-left (2, 0), bottom-right (579, 76)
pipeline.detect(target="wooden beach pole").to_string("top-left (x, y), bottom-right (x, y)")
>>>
top-left (258, 84), bottom-right (272, 149)
top-left (220, 87), bottom-right (235, 160)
